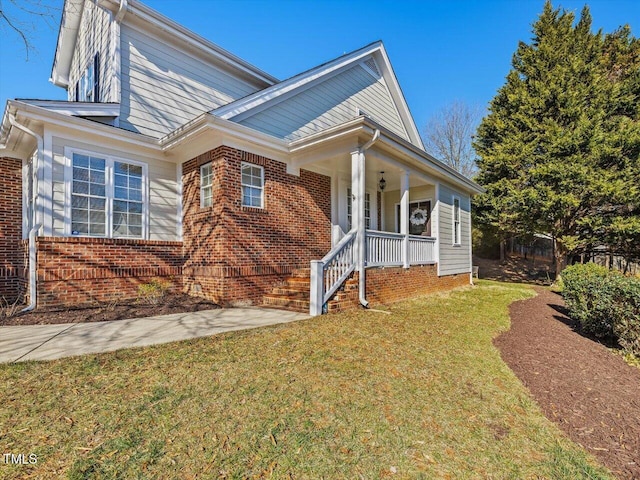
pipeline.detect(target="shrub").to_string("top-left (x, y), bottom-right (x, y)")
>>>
top-left (561, 263), bottom-right (619, 339)
top-left (612, 277), bottom-right (640, 357)
top-left (137, 279), bottom-right (172, 305)
top-left (562, 263), bottom-right (640, 356)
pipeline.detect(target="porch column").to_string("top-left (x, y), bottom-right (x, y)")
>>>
top-left (400, 170), bottom-right (410, 268)
top-left (351, 149), bottom-right (366, 274)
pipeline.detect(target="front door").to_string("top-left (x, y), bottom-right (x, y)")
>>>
top-left (397, 200), bottom-right (432, 236)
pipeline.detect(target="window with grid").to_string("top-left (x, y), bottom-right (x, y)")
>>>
top-left (72, 154), bottom-right (106, 236)
top-left (70, 152), bottom-right (145, 238)
top-left (241, 162), bottom-right (263, 208)
top-left (347, 188), bottom-right (370, 230)
top-left (453, 196), bottom-right (461, 245)
top-left (113, 162), bottom-right (143, 238)
top-left (201, 163), bottom-right (213, 208)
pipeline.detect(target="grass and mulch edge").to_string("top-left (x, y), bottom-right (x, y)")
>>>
top-left (0, 281), bottom-right (613, 479)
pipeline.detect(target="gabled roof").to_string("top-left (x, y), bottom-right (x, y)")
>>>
top-left (212, 41), bottom-right (425, 150)
top-left (51, 0), bottom-right (279, 89)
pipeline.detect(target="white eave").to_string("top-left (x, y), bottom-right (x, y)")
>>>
top-left (50, 0), bottom-right (85, 88)
top-left (18, 100), bottom-right (120, 117)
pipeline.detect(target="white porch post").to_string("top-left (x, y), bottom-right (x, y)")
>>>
top-left (400, 170), bottom-right (410, 268)
top-left (351, 149), bottom-right (365, 270)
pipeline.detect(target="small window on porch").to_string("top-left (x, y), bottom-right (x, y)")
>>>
top-left (347, 188), bottom-right (371, 230)
top-left (200, 163), bottom-right (213, 208)
top-left (397, 201), bottom-right (431, 236)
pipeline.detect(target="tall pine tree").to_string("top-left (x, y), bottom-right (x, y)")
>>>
top-left (474, 1), bottom-right (640, 275)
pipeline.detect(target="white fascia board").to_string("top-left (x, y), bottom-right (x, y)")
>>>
top-left (101, 0), bottom-right (278, 86)
top-left (374, 45), bottom-right (424, 150)
top-left (19, 100), bottom-right (120, 117)
top-left (213, 42), bottom-right (384, 121)
top-left (51, 0), bottom-right (85, 88)
top-left (8, 101), bottom-right (160, 153)
top-left (160, 113), bottom-right (289, 158)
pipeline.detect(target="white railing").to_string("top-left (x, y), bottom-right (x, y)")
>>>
top-left (366, 230), bottom-right (436, 267)
top-left (408, 234), bottom-right (436, 265)
top-left (310, 229), bottom-right (356, 316)
top-left (366, 230), bottom-right (404, 267)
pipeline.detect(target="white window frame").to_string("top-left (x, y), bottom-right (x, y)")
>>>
top-left (63, 147), bottom-right (148, 239)
top-left (200, 162), bottom-right (213, 208)
top-left (347, 188), bottom-right (371, 231)
top-left (452, 195), bottom-right (461, 246)
top-left (241, 162), bottom-right (264, 208)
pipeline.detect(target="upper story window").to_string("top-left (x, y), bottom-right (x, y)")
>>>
top-left (453, 196), bottom-right (461, 245)
top-left (75, 53), bottom-right (100, 102)
top-left (241, 162), bottom-right (264, 208)
top-left (201, 163), bottom-right (213, 208)
top-left (68, 149), bottom-right (147, 238)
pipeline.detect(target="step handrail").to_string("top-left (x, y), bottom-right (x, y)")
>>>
top-left (310, 228), bottom-right (356, 316)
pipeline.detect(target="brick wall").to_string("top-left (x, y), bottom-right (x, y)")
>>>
top-left (35, 237), bottom-right (183, 307)
top-left (0, 157), bottom-right (25, 301)
top-left (365, 265), bottom-right (470, 305)
top-left (182, 146), bottom-right (332, 305)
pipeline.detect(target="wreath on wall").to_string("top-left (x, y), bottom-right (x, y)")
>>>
top-left (409, 208), bottom-right (429, 226)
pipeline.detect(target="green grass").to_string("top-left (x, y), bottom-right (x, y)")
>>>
top-left (0, 281), bottom-right (612, 479)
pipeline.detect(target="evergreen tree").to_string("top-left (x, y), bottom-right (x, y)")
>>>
top-left (474, 1), bottom-right (640, 275)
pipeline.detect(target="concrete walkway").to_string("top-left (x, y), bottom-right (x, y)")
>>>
top-left (0, 308), bottom-right (309, 363)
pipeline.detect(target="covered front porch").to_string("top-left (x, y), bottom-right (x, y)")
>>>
top-left (289, 127), bottom-right (443, 315)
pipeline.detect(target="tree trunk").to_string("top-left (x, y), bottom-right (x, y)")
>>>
top-left (500, 240), bottom-right (506, 261)
top-left (554, 242), bottom-right (567, 279)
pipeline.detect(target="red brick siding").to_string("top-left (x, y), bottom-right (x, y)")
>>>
top-left (182, 146), bottom-right (332, 304)
top-left (35, 237), bottom-right (183, 307)
top-left (0, 157), bottom-right (25, 301)
top-left (365, 266), bottom-right (470, 305)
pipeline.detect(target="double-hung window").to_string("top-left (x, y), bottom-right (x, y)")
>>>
top-left (201, 163), bottom-right (213, 208)
top-left (347, 188), bottom-right (371, 230)
top-left (241, 162), bottom-right (264, 208)
top-left (69, 150), bottom-right (146, 238)
top-left (453, 196), bottom-right (461, 245)
top-left (74, 53), bottom-right (100, 102)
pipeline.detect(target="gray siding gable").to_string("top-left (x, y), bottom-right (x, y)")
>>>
top-left (236, 63), bottom-right (410, 142)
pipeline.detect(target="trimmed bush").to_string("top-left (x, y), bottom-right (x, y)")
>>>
top-left (562, 263), bottom-right (640, 356)
top-left (612, 278), bottom-right (640, 356)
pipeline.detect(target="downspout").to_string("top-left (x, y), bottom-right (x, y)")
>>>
top-left (357, 129), bottom-right (380, 308)
top-left (115, 0), bottom-right (128, 22)
top-left (8, 114), bottom-right (43, 312)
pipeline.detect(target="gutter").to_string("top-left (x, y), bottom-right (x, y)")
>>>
top-left (357, 128), bottom-right (380, 309)
top-left (8, 114), bottom-right (43, 312)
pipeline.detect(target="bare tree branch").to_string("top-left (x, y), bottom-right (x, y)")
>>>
top-left (0, 0), bottom-right (59, 61)
top-left (423, 101), bottom-right (482, 179)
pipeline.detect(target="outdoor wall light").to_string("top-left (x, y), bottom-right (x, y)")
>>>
top-left (379, 171), bottom-right (386, 192)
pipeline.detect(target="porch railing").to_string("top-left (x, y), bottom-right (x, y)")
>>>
top-left (366, 230), bottom-right (436, 266)
top-left (310, 229), bottom-right (356, 316)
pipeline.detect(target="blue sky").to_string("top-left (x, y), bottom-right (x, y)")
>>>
top-left (0, 0), bottom-right (638, 133)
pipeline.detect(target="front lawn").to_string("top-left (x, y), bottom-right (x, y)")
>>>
top-left (0, 281), bottom-right (611, 478)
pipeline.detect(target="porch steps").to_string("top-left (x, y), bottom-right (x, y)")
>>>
top-left (262, 268), bottom-right (360, 314)
top-left (262, 268), bottom-right (311, 313)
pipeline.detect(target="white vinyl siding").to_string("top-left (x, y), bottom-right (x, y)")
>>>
top-left (52, 138), bottom-right (179, 241)
top-left (68, 2), bottom-right (113, 103)
top-left (119, 25), bottom-right (261, 137)
top-left (438, 184), bottom-right (471, 275)
top-left (237, 64), bottom-right (408, 142)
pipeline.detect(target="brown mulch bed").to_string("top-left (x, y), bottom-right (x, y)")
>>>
top-left (0, 294), bottom-right (220, 326)
top-left (495, 287), bottom-right (640, 479)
